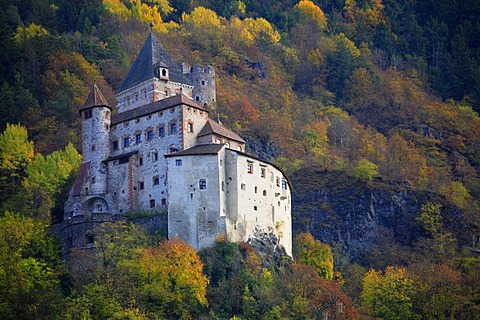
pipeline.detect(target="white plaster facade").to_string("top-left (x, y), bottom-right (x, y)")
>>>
top-left (64, 31), bottom-right (292, 256)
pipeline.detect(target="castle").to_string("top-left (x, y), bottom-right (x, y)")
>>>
top-left (62, 30), bottom-right (292, 256)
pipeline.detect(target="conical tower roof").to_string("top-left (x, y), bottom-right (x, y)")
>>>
top-left (80, 83), bottom-right (111, 113)
top-left (116, 32), bottom-right (193, 93)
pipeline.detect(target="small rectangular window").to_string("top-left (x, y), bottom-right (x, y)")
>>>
top-left (276, 177), bottom-right (280, 187)
top-left (112, 140), bottom-right (118, 150)
top-left (153, 176), bottom-right (159, 186)
top-left (199, 179), bottom-right (206, 190)
top-left (152, 151), bottom-right (158, 162)
top-left (147, 130), bottom-right (153, 141)
top-left (162, 198), bottom-right (167, 205)
top-left (187, 123), bottom-right (193, 132)
top-left (138, 181), bottom-right (144, 190)
top-left (159, 127), bottom-right (165, 137)
top-left (124, 137), bottom-right (130, 148)
top-left (261, 167), bottom-right (266, 178)
top-left (138, 156), bottom-right (143, 166)
top-left (175, 159), bottom-right (182, 166)
top-left (282, 179), bottom-right (287, 190)
top-left (135, 133), bottom-right (141, 143)
top-left (150, 199), bottom-right (156, 208)
top-left (170, 123), bottom-right (177, 134)
top-left (241, 183), bottom-right (246, 190)
top-left (247, 161), bottom-right (253, 174)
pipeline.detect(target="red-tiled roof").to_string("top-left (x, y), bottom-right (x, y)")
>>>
top-left (111, 94), bottom-right (207, 125)
top-left (72, 162), bottom-right (90, 196)
top-left (197, 119), bottom-right (245, 143)
top-left (80, 84), bottom-right (111, 112)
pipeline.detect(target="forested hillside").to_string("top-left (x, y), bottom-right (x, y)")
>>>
top-left (1, 0), bottom-right (480, 319)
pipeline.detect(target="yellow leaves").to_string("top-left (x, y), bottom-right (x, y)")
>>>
top-left (0, 124), bottom-right (34, 174)
top-left (242, 17), bottom-right (280, 45)
top-left (334, 33), bottom-right (361, 58)
top-left (13, 23), bottom-right (48, 44)
top-left (439, 181), bottom-right (471, 209)
top-left (295, 0), bottom-right (328, 30)
top-left (102, 0), bottom-right (177, 33)
top-left (138, 237), bottom-right (208, 317)
top-left (182, 6), bottom-right (221, 29)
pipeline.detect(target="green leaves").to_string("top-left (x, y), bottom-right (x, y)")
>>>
top-left (293, 233), bottom-right (334, 280)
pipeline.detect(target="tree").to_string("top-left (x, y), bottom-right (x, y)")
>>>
top-left (293, 233), bottom-right (334, 280)
top-left (138, 237), bottom-right (208, 318)
top-left (0, 124), bottom-right (34, 202)
top-left (353, 158), bottom-right (378, 182)
top-left (361, 266), bottom-right (419, 320)
top-left (294, 0), bottom-right (327, 31)
top-left (0, 212), bottom-right (62, 319)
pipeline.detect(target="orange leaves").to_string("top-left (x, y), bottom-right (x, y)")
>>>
top-left (138, 237), bottom-right (208, 317)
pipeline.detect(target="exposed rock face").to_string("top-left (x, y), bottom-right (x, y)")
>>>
top-left (248, 226), bottom-right (291, 269)
top-left (291, 169), bottom-right (471, 264)
top-left (243, 131), bottom-right (282, 161)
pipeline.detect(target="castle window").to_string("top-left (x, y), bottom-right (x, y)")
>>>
top-left (263, 190), bottom-right (267, 196)
top-left (247, 161), bottom-right (253, 174)
top-left (225, 142), bottom-right (230, 148)
top-left (91, 145), bottom-right (95, 152)
top-left (187, 123), bottom-right (193, 132)
top-left (221, 181), bottom-right (225, 191)
top-left (241, 183), bottom-right (246, 190)
top-left (153, 176), bottom-right (159, 186)
top-left (237, 145), bottom-right (242, 152)
top-left (159, 126), bottom-right (165, 137)
top-left (96, 204), bottom-right (103, 212)
top-left (86, 234), bottom-right (94, 244)
top-left (255, 186), bottom-right (258, 193)
top-left (138, 156), bottom-right (143, 166)
top-left (152, 151), bottom-right (158, 162)
top-left (175, 159), bottom-right (182, 166)
top-left (282, 179), bottom-right (287, 190)
top-left (215, 139), bottom-right (221, 144)
top-left (162, 69), bottom-right (167, 77)
top-left (142, 89), bottom-right (146, 98)
top-left (150, 199), bottom-right (156, 208)
top-left (195, 96), bottom-right (200, 101)
top-left (261, 168), bottom-right (266, 178)
top-left (170, 122), bottom-right (177, 134)
top-left (138, 181), bottom-right (144, 190)
top-left (165, 89), bottom-right (170, 97)
top-left (254, 206), bottom-right (258, 211)
top-left (199, 179), bottom-right (207, 190)
top-left (84, 109), bottom-right (92, 119)
top-left (147, 130), bottom-right (154, 141)
top-left (135, 94), bottom-right (139, 101)
top-left (201, 80), bottom-right (206, 85)
top-left (135, 133), bottom-right (142, 144)
top-left (162, 198), bottom-right (167, 205)
top-left (123, 137), bottom-right (130, 148)
top-left (276, 177), bottom-right (280, 187)
top-left (92, 177), bottom-right (96, 184)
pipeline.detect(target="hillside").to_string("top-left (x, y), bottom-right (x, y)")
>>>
top-left (1, 0), bottom-right (480, 318)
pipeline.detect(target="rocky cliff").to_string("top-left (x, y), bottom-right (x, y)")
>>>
top-left (290, 169), bottom-right (473, 266)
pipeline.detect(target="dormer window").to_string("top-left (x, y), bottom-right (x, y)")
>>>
top-left (154, 62), bottom-right (169, 80)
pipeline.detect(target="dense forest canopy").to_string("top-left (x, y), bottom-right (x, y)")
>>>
top-left (1, 0), bottom-right (480, 318)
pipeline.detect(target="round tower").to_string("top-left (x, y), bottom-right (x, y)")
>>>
top-left (79, 83), bottom-right (112, 195)
top-left (190, 65), bottom-right (216, 106)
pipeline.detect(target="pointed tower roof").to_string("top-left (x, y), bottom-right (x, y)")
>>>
top-left (80, 83), bottom-right (111, 113)
top-left (116, 32), bottom-right (193, 93)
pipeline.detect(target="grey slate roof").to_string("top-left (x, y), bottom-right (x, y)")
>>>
top-left (198, 119), bottom-right (246, 143)
top-left (80, 83), bottom-right (111, 112)
top-left (111, 94), bottom-right (207, 125)
top-left (116, 32), bottom-right (193, 93)
top-left (165, 144), bottom-right (224, 157)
